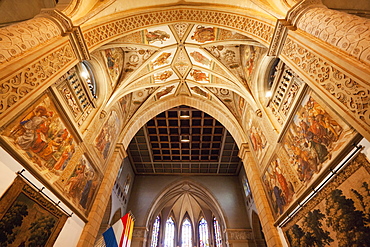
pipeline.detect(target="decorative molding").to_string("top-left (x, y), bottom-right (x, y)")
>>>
top-left (267, 19), bottom-right (292, 57)
top-left (38, 8), bottom-right (74, 34)
top-left (238, 143), bottom-right (251, 160)
top-left (255, 109), bottom-right (263, 117)
top-left (286, 0), bottom-right (324, 26)
top-left (83, 8), bottom-right (274, 51)
top-left (39, 9), bottom-right (91, 61)
top-left (281, 37), bottom-right (370, 135)
top-left (297, 7), bottom-right (370, 67)
top-left (226, 229), bottom-right (254, 241)
top-left (0, 18), bottom-right (61, 65)
top-left (0, 43), bottom-right (76, 115)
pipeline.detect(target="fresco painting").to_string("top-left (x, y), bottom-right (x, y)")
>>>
top-left (281, 92), bottom-right (355, 185)
top-left (1, 94), bottom-right (76, 178)
top-left (262, 154), bottom-right (298, 216)
top-left (190, 26), bottom-right (215, 43)
top-left (94, 110), bottom-right (120, 160)
top-left (283, 153), bottom-right (370, 247)
top-left (103, 48), bottom-right (124, 84)
top-left (0, 176), bottom-right (68, 247)
top-left (246, 106), bottom-right (269, 162)
top-left (63, 155), bottom-right (100, 211)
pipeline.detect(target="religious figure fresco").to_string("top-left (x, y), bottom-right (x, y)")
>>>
top-left (246, 106), bottom-right (269, 162)
top-left (191, 86), bottom-right (209, 98)
top-left (263, 156), bottom-right (297, 216)
top-left (103, 48), bottom-right (124, 84)
top-left (190, 69), bottom-right (209, 82)
top-left (156, 85), bottom-right (175, 99)
top-left (152, 52), bottom-right (172, 67)
top-left (94, 111), bottom-right (120, 160)
top-left (282, 93), bottom-right (353, 184)
top-left (154, 70), bottom-right (173, 81)
top-left (65, 155), bottom-right (100, 210)
top-left (2, 94), bottom-right (76, 174)
top-left (145, 30), bottom-right (170, 44)
top-left (190, 51), bottom-right (210, 66)
top-left (191, 26), bottom-right (215, 43)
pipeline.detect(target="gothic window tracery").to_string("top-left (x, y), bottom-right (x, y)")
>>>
top-left (165, 217), bottom-right (175, 247)
top-left (150, 216), bottom-right (161, 247)
top-left (181, 218), bottom-right (192, 247)
top-left (199, 217), bottom-right (210, 247)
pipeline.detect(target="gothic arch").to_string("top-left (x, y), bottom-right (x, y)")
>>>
top-left (145, 179), bottom-right (227, 233)
top-left (119, 95), bottom-right (248, 149)
top-left (82, 7), bottom-right (275, 52)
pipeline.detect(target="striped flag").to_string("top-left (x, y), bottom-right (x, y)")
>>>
top-left (103, 213), bottom-right (135, 247)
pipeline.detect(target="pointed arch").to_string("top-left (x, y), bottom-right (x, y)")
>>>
top-left (120, 95), bottom-right (248, 149)
top-left (181, 216), bottom-right (193, 247)
top-left (165, 216), bottom-right (176, 247)
top-left (198, 217), bottom-right (210, 247)
top-left (213, 216), bottom-right (222, 247)
top-left (150, 215), bottom-right (161, 247)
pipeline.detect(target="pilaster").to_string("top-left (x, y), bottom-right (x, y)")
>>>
top-left (238, 144), bottom-right (282, 247)
top-left (77, 143), bottom-right (127, 247)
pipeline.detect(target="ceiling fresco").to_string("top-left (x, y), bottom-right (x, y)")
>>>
top-left (100, 23), bottom-right (267, 127)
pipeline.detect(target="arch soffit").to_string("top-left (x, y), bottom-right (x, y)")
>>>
top-left (118, 95), bottom-right (248, 149)
top-left (145, 178), bottom-right (228, 230)
top-left (81, 6), bottom-right (276, 52)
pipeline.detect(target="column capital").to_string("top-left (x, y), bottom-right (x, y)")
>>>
top-left (115, 143), bottom-right (128, 160)
top-left (38, 9), bottom-right (90, 61)
top-left (238, 143), bottom-right (250, 160)
top-left (268, 0), bottom-right (326, 57)
top-left (286, 0), bottom-right (326, 26)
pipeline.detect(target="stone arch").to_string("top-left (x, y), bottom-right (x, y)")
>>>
top-left (82, 7), bottom-right (275, 51)
top-left (119, 95), bottom-right (248, 149)
top-left (251, 210), bottom-right (267, 247)
top-left (145, 179), bottom-right (228, 242)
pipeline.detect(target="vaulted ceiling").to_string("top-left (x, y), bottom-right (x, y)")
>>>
top-left (96, 23), bottom-right (265, 175)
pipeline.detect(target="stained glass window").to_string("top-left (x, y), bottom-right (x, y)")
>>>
top-left (243, 176), bottom-right (251, 198)
top-left (213, 217), bottom-right (222, 247)
top-left (199, 218), bottom-right (209, 247)
top-left (165, 217), bottom-right (175, 247)
top-left (181, 218), bottom-right (192, 247)
top-left (150, 216), bottom-right (160, 247)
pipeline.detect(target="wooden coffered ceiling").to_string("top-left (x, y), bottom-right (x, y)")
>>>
top-left (127, 106), bottom-right (241, 175)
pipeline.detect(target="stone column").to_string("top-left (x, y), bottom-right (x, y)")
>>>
top-left (77, 143), bottom-right (127, 247)
top-left (238, 144), bottom-right (282, 247)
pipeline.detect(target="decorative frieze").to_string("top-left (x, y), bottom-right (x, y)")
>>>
top-left (83, 8), bottom-right (274, 51)
top-left (281, 37), bottom-right (370, 133)
top-left (226, 229), bottom-right (254, 241)
top-left (297, 7), bottom-right (370, 67)
top-left (0, 17), bottom-right (61, 64)
top-left (0, 43), bottom-right (76, 115)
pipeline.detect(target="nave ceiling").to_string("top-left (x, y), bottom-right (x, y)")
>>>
top-left (91, 23), bottom-right (267, 175)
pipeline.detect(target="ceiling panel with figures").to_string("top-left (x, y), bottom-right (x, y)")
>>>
top-left (98, 23), bottom-right (267, 175)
